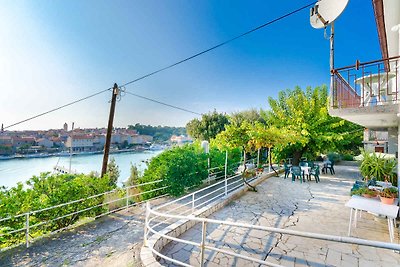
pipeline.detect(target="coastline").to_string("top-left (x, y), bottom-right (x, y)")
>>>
top-left (0, 146), bottom-right (165, 161)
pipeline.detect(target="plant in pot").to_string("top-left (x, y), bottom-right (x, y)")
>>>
top-left (359, 150), bottom-right (396, 184)
top-left (379, 187), bottom-right (398, 205)
top-left (351, 187), bottom-right (378, 198)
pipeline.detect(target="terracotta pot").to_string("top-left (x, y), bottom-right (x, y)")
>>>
top-left (362, 193), bottom-right (374, 198)
top-left (380, 196), bottom-right (395, 205)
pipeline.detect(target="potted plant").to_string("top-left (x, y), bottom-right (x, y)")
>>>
top-left (379, 187), bottom-right (398, 205)
top-left (359, 150), bottom-right (397, 184)
top-left (351, 187), bottom-right (378, 198)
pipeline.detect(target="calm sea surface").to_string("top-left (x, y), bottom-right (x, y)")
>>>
top-left (0, 150), bottom-right (163, 189)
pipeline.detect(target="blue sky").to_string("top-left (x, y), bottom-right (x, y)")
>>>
top-left (0, 0), bottom-right (381, 130)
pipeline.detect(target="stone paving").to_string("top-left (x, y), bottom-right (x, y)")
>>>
top-left (160, 165), bottom-right (400, 266)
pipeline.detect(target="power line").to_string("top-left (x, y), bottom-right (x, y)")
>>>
top-left (3, 88), bottom-right (112, 130)
top-left (2, 2), bottom-right (315, 130)
top-left (125, 91), bottom-right (202, 115)
top-left (121, 1), bottom-right (316, 88)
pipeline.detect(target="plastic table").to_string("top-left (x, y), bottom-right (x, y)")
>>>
top-left (345, 195), bottom-right (399, 242)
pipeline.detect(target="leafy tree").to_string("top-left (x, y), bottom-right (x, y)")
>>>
top-left (126, 164), bottom-right (140, 187)
top-left (229, 109), bottom-right (265, 126)
top-left (215, 122), bottom-right (257, 191)
top-left (248, 122), bottom-right (299, 175)
top-left (107, 157), bottom-right (120, 186)
top-left (264, 85), bottom-right (362, 165)
top-left (186, 110), bottom-right (229, 141)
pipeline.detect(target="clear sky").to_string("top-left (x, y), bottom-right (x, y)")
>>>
top-left (0, 0), bottom-right (381, 131)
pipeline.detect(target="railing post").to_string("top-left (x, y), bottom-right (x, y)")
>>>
top-left (126, 187), bottom-right (129, 208)
top-left (224, 151), bottom-right (228, 196)
top-left (192, 193), bottom-right (195, 213)
top-left (144, 202), bottom-right (150, 247)
top-left (200, 221), bottom-right (207, 267)
top-left (25, 213), bottom-right (30, 248)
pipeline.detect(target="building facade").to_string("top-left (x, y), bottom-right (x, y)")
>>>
top-left (329, 0), bottom-right (399, 180)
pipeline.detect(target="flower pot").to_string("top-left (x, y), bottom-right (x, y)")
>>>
top-left (362, 193), bottom-right (375, 198)
top-left (380, 196), bottom-right (395, 205)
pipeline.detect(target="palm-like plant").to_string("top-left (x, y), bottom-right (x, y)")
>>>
top-left (359, 150), bottom-right (397, 184)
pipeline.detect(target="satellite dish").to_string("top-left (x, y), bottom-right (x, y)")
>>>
top-left (310, 0), bottom-right (349, 29)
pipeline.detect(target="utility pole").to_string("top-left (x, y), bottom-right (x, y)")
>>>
top-left (101, 83), bottom-right (119, 177)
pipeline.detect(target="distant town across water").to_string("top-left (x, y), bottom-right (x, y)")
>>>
top-left (0, 123), bottom-right (190, 159)
top-left (0, 123), bottom-right (190, 188)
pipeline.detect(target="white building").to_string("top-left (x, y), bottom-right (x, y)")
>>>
top-left (65, 135), bottom-right (95, 152)
top-left (328, 0), bottom-right (399, 180)
top-left (36, 138), bottom-right (54, 148)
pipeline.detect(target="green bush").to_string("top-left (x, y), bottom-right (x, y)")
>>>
top-left (327, 152), bottom-right (341, 163)
top-left (0, 173), bottom-right (113, 248)
top-left (137, 143), bottom-right (241, 198)
top-left (341, 154), bottom-right (354, 161)
top-left (138, 145), bottom-right (208, 197)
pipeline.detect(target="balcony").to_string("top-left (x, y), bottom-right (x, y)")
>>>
top-left (330, 56), bottom-right (400, 128)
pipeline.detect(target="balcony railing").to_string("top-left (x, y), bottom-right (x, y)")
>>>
top-left (331, 56), bottom-right (400, 109)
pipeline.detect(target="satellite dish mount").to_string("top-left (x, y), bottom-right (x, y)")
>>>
top-left (310, 0), bottom-right (349, 71)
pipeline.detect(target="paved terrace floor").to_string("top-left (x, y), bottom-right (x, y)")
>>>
top-left (160, 165), bottom-right (400, 267)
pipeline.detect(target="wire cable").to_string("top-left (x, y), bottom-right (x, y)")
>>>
top-left (3, 88), bottom-right (112, 130)
top-left (2, 2), bottom-right (315, 130)
top-left (121, 1), bottom-right (316, 87)
top-left (125, 91), bottom-right (202, 115)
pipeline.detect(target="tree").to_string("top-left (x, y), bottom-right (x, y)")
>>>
top-left (229, 109), bottom-right (265, 126)
top-left (126, 164), bottom-right (140, 187)
top-left (186, 110), bottom-right (229, 141)
top-left (264, 85), bottom-right (362, 164)
top-left (215, 122), bottom-right (257, 191)
top-left (107, 157), bottom-right (120, 186)
top-left (248, 122), bottom-right (299, 175)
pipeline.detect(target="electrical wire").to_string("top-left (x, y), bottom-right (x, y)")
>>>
top-left (121, 1), bottom-right (315, 88)
top-left (2, 2), bottom-right (315, 130)
top-left (3, 88), bottom-right (112, 130)
top-left (125, 91), bottom-right (202, 115)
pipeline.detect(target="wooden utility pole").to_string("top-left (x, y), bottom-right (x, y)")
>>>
top-left (101, 83), bottom-right (119, 177)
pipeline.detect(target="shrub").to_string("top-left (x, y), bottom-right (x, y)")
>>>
top-left (0, 173), bottom-right (113, 248)
top-left (327, 152), bottom-right (341, 163)
top-left (341, 154), bottom-right (354, 161)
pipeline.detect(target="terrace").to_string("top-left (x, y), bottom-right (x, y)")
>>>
top-left (142, 164), bottom-right (400, 266)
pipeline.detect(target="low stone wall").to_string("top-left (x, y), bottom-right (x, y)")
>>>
top-left (140, 170), bottom-right (281, 266)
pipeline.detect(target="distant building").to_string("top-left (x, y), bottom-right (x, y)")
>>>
top-left (36, 138), bottom-right (54, 148)
top-left (65, 135), bottom-right (95, 152)
top-left (63, 123), bottom-right (68, 131)
top-left (12, 136), bottom-right (36, 148)
top-left (0, 136), bottom-right (14, 155)
top-left (131, 134), bottom-right (153, 145)
top-left (170, 135), bottom-right (192, 145)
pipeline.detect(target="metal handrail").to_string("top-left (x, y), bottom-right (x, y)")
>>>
top-left (0, 179), bottom-right (166, 250)
top-left (332, 56), bottom-right (400, 108)
top-left (334, 55), bottom-right (400, 72)
top-left (146, 202), bottom-right (400, 267)
top-left (144, 167), bottom-right (400, 267)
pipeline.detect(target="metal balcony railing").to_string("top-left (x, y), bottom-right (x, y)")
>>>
top-left (331, 56), bottom-right (400, 108)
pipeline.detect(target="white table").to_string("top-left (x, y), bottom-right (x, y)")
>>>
top-left (345, 195), bottom-right (399, 242)
top-left (355, 73), bottom-right (396, 106)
